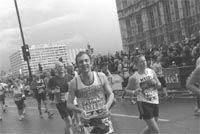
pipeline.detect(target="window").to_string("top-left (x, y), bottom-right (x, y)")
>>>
top-left (126, 18), bottom-right (132, 36)
top-left (174, 0), bottom-right (180, 20)
top-left (136, 13), bottom-right (143, 33)
top-left (165, 1), bottom-right (171, 23)
top-left (149, 8), bottom-right (155, 28)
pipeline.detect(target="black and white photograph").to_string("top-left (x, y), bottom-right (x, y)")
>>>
top-left (0, 0), bottom-right (200, 134)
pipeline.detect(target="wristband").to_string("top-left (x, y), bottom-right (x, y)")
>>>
top-left (132, 90), bottom-right (135, 95)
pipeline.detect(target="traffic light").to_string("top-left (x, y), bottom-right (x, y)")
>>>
top-left (21, 45), bottom-right (30, 61)
top-left (59, 57), bottom-right (63, 63)
top-left (38, 63), bottom-right (43, 72)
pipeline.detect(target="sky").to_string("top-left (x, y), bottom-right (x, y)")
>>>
top-left (0, 0), bottom-right (123, 72)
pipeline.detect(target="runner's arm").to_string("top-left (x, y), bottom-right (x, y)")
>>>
top-left (125, 76), bottom-right (141, 96)
top-left (152, 69), bottom-right (161, 89)
top-left (186, 67), bottom-right (200, 95)
top-left (67, 80), bottom-right (84, 114)
top-left (100, 73), bottom-right (114, 110)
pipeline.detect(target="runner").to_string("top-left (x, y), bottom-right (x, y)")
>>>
top-left (44, 72), bottom-right (54, 104)
top-left (186, 58), bottom-right (200, 116)
top-left (48, 62), bottom-right (74, 134)
top-left (0, 81), bottom-right (6, 121)
top-left (118, 55), bottom-right (130, 99)
top-left (0, 80), bottom-right (8, 113)
top-left (101, 62), bottom-right (113, 87)
top-left (151, 55), bottom-right (168, 98)
top-left (12, 79), bottom-right (26, 121)
top-left (31, 75), bottom-right (54, 118)
top-left (65, 63), bottom-right (81, 130)
top-left (67, 51), bottom-right (114, 134)
top-left (125, 54), bottom-right (162, 134)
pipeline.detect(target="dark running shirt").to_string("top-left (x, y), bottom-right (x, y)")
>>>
top-left (48, 74), bottom-right (72, 103)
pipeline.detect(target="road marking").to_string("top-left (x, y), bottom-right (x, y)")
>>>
top-left (111, 113), bottom-right (170, 122)
top-left (7, 105), bottom-right (56, 111)
top-left (7, 105), bottom-right (170, 122)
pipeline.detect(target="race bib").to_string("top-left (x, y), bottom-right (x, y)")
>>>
top-left (61, 92), bottom-right (68, 102)
top-left (143, 88), bottom-right (157, 101)
top-left (140, 80), bottom-right (157, 101)
top-left (123, 71), bottom-right (129, 78)
top-left (82, 96), bottom-right (106, 119)
top-left (14, 93), bottom-right (22, 101)
top-left (38, 88), bottom-right (44, 93)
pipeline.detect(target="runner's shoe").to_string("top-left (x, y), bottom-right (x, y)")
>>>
top-left (2, 107), bottom-right (6, 112)
top-left (131, 100), bottom-right (136, 105)
top-left (39, 111), bottom-right (43, 118)
top-left (194, 109), bottom-right (200, 116)
top-left (19, 115), bottom-right (23, 121)
top-left (22, 115), bottom-right (25, 119)
top-left (48, 112), bottom-right (54, 119)
top-left (40, 114), bottom-right (43, 118)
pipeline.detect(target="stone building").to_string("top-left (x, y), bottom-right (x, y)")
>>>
top-left (116, 0), bottom-right (200, 52)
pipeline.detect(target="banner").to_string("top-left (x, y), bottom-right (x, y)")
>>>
top-left (163, 67), bottom-right (181, 90)
top-left (162, 66), bottom-right (194, 90)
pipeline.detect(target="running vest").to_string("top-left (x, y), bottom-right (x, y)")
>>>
top-left (122, 63), bottom-right (129, 78)
top-left (134, 68), bottom-right (159, 104)
top-left (13, 84), bottom-right (23, 101)
top-left (75, 72), bottom-right (108, 119)
top-left (36, 79), bottom-right (45, 93)
top-left (0, 84), bottom-right (4, 95)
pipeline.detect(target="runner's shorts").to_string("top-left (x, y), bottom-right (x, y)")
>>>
top-left (15, 99), bottom-right (24, 110)
top-left (35, 92), bottom-right (46, 103)
top-left (83, 116), bottom-right (114, 134)
top-left (137, 101), bottom-right (159, 120)
top-left (122, 77), bottom-right (129, 88)
top-left (56, 101), bottom-right (73, 119)
top-left (0, 94), bottom-right (5, 102)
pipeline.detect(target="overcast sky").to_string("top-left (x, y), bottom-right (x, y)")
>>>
top-left (0, 0), bottom-right (122, 72)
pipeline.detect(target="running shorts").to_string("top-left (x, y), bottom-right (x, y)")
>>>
top-left (137, 101), bottom-right (159, 120)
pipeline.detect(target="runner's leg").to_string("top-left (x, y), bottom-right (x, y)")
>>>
top-left (144, 118), bottom-right (159, 134)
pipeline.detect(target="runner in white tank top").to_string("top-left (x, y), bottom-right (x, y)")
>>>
top-left (67, 51), bottom-right (114, 134)
top-left (125, 54), bottom-right (161, 134)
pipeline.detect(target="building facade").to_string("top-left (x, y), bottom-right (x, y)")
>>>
top-left (116, 0), bottom-right (200, 52)
top-left (9, 44), bottom-right (84, 75)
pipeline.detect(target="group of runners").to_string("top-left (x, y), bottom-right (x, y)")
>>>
top-left (0, 50), bottom-right (200, 134)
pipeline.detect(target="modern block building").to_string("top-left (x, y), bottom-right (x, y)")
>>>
top-left (9, 44), bottom-right (84, 75)
top-left (115, 0), bottom-right (200, 52)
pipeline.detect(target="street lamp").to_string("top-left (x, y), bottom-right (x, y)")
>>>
top-left (14, 0), bottom-right (32, 81)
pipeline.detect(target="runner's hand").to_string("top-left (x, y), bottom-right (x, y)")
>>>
top-left (103, 105), bottom-right (109, 114)
top-left (81, 109), bottom-right (88, 119)
top-left (146, 79), bottom-right (157, 86)
top-left (134, 88), bottom-right (142, 95)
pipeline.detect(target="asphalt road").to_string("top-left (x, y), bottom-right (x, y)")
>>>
top-left (0, 74), bottom-right (199, 134)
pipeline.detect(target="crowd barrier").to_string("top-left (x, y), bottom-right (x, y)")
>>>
top-left (163, 66), bottom-right (194, 90)
top-left (162, 66), bottom-right (195, 98)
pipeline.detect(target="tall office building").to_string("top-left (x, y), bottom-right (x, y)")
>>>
top-left (116, 0), bottom-right (200, 52)
top-left (9, 44), bottom-right (84, 75)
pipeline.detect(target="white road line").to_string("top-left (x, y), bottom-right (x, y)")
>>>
top-left (7, 105), bottom-right (170, 122)
top-left (7, 105), bottom-right (56, 111)
top-left (111, 113), bottom-right (170, 122)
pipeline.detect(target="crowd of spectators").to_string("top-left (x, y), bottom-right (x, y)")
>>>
top-left (91, 32), bottom-right (200, 74)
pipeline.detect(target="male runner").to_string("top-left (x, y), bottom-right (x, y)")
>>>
top-left (48, 62), bottom-right (74, 134)
top-left (67, 51), bottom-right (114, 134)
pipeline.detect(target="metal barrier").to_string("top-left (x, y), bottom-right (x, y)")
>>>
top-left (161, 66), bottom-right (195, 98)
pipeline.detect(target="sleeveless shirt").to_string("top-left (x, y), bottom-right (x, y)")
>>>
top-left (75, 72), bottom-right (108, 119)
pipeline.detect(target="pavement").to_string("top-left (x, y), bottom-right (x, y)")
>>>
top-left (0, 74), bottom-right (199, 134)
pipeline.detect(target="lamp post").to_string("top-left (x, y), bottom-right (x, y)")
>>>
top-left (14, 0), bottom-right (32, 81)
